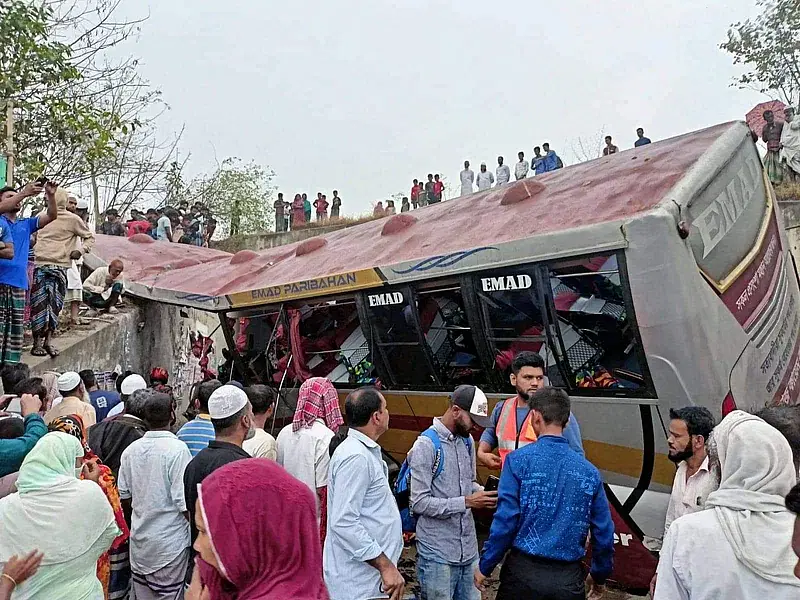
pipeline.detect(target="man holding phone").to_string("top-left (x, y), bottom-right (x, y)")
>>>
top-left (407, 385), bottom-right (497, 600)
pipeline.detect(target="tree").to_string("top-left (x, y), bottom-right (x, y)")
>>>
top-left (721, 0), bottom-right (800, 105)
top-left (189, 158), bottom-right (276, 237)
top-left (569, 130), bottom-right (606, 163)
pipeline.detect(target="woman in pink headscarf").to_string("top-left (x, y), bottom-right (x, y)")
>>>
top-left (187, 459), bottom-right (329, 600)
top-left (276, 377), bottom-right (344, 544)
top-left (291, 194), bottom-right (305, 229)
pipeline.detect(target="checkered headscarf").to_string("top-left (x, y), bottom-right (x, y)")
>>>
top-left (292, 377), bottom-right (343, 433)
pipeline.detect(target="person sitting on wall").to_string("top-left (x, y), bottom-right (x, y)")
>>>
top-left (82, 259), bottom-right (124, 314)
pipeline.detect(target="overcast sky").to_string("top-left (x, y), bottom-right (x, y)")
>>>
top-left (119, 0), bottom-right (767, 215)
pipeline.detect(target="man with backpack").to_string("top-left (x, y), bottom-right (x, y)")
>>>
top-left (406, 385), bottom-right (498, 600)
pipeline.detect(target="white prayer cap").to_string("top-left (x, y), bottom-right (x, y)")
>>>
top-left (208, 385), bottom-right (249, 419)
top-left (57, 372), bottom-right (82, 392)
top-left (120, 373), bottom-right (147, 396)
top-left (76, 198), bottom-right (89, 210)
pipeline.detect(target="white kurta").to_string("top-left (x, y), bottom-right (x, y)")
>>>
top-left (496, 164), bottom-right (511, 185)
top-left (781, 117), bottom-right (800, 177)
top-left (459, 169), bottom-right (475, 196)
top-left (476, 171), bottom-right (494, 191)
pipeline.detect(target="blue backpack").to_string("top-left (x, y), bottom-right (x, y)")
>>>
top-left (393, 427), bottom-right (472, 533)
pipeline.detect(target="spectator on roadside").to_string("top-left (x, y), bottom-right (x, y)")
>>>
top-left (400, 197), bottom-right (410, 213)
top-left (315, 193), bottom-right (330, 221)
top-left (654, 411), bottom-right (800, 599)
top-left (88, 388), bottom-right (151, 478)
top-left (635, 127), bottom-right (652, 147)
top-left (496, 156), bottom-right (511, 186)
top-left (423, 174), bottom-right (435, 207)
top-left (204, 218), bottom-right (216, 247)
top-left (411, 179), bottom-right (421, 209)
top-left (373, 201), bottom-right (385, 217)
top-left (125, 211), bottom-right (151, 237)
top-left (43, 371), bottom-right (97, 428)
top-left (242, 385), bottom-right (277, 460)
top-left (274, 193), bottom-right (289, 233)
top-left (177, 379), bottom-right (223, 456)
top-left (99, 209), bottom-right (125, 236)
top-left (0, 181), bottom-right (58, 365)
top-left (277, 378), bottom-right (343, 542)
top-left (0, 392), bottom-right (45, 478)
top-left (475, 388), bottom-right (613, 600)
top-left (303, 193), bottom-right (312, 224)
top-left (476, 163), bottom-right (494, 191)
top-left (118, 392), bottom-right (192, 600)
top-left (331, 190), bottom-right (342, 219)
top-left (477, 351), bottom-right (583, 471)
top-left (80, 369), bottom-right (122, 422)
top-left (324, 387), bottom-right (404, 600)
top-left (432, 174), bottom-right (444, 203)
top-left (763, 110), bottom-right (785, 185)
top-left (514, 152), bottom-right (529, 180)
top-left (663, 406), bottom-right (717, 534)
top-left (541, 143), bottom-right (563, 172)
top-left (105, 373), bottom-right (148, 420)
top-left (603, 136), bottom-right (619, 156)
top-left (83, 259), bottom-right (124, 314)
top-left (0, 362), bottom-right (30, 410)
top-left (183, 385), bottom-right (254, 583)
top-left (155, 209), bottom-right (176, 242)
top-left (291, 194), bottom-right (306, 229)
top-left (460, 161), bottom-right (475, 197)
top-left (756, 405), bottom-right (800, 475)
top-left (409, 385), bottom-right (497, 600)
top-left (532, 146), bottom-right (546, 175)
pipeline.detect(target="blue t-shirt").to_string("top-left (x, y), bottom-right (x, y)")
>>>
top-left (89, 389), bottom-right (122, 422)
top-left (479, 398), bottom-right (584, 456)
top-left (0, 220), bottom-right (12, 250)
top-left (176, 416), bottom-right (216, 457)
top-left (0, 216), bottom-right (39, 289)
top-left (634, 137), bottom-right (652, 147)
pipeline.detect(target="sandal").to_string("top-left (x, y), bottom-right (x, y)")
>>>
top-left (43, 344), bottom-right (60, 358)
top-left (30, 346), bottom-right (48, 357)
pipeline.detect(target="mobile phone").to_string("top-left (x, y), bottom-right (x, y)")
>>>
top-left (484, 475), bottom-right (500, 492)
top-left (35, 175), bottom-right (48, 186)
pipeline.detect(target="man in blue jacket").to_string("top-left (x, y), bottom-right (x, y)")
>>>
top-left (475, 387), bottom-right (614, 600)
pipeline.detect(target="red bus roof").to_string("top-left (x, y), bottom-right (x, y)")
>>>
top-left (90, 121), bottom-right (741, 310)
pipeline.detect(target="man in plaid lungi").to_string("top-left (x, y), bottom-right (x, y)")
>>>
top-left (0, 181), bottom-right (59, 366)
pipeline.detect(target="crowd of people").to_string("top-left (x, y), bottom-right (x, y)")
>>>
top-left (109, 201), bottom-right (217, 246)
top-left (0, 349), bottom-right (797, 600)
top-left (0, 182), bottom-right (127, 367)
top-left (761, 107), bottom-right (800, 186)
top-left (272, 191), bottom-right (344, 233)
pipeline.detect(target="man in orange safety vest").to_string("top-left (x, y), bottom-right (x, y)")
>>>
top-left (477, 351), bottom-right (584, 470)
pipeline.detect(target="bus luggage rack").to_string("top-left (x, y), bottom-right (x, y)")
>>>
top-left (566, 338), bottom-right (602, 371)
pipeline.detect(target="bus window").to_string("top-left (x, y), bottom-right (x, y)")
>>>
top-left (229, 309), bottom-right (290, 385)
top-left (363, 288), bottom-right (441, 389)
top-left (548, 254), bottom-right (647, 391)
top-left (416, 285), bottom-right (492, 388)
top-left (293, 298), bottom-right (376, 386)
top-left (474, 266), bottom-right (568, 388)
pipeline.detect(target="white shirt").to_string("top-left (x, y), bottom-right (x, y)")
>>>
top-left (476, 170), bottom-right (494, 190)
top-left (459, 169), bottom-right (474, 196)
top-left (117, 431), bottom-right (192, 574)
top-left (83, 266), bottom-right (124, 298)
top-left (664, 456), bottom-right (717, 534)
top-left (496, 163), bottom-right (511, 185)
top-left (276, 419), bottom-right (334, 508)
top-left (155, 216), bottom-right (172, 241)
top-left (515, 159), bottom-right (530, 180)
top-left (243, 427), bottom-right (277, 460)
top-left (655, 509), bottom-right (800, 599)
top-left (324, 429), bottom-right (403, 600)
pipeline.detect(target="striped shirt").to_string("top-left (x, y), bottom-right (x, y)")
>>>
top-left (176, 415), bottom-right (215, 457)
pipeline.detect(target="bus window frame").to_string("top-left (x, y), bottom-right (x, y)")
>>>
top-left (468, 251), bottom-right (656, 399)
top-left (356, 284), bottom-right (445, 390)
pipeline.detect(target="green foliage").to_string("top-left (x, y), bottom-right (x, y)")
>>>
top-left (189, 158), bottom-right (276, 237)
top-left (721, 0), bottom-right (800, 105)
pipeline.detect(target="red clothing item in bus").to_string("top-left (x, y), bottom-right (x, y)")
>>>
top-left (126, 220), bottom-right (151, 237)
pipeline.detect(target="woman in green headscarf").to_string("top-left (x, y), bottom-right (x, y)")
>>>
top-left (0, 432), bottom-right (120, 599)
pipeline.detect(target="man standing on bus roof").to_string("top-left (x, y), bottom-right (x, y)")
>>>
top-left (514, 151), bottom-right (529, 180)
top-left (460, 161), bottom-right (474, 197)
top-left (476, 351), bottom-right (583, 471)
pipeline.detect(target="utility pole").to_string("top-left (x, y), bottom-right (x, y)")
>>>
top-left (5, 100), bottom-right (14, 187)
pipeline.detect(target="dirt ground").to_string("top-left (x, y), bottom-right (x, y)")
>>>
top-left (398, 545), bottom-right (647, 600)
